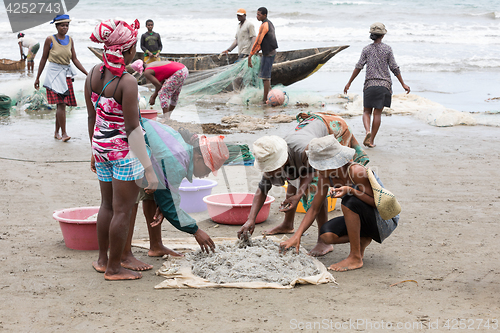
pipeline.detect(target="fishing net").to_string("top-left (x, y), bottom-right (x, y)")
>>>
top-left (180, 56), bottom-right (263, 98)
top-left (16, 89), bottom-right (54, 111)
top-left (224, 144), bottom-right (254, 166)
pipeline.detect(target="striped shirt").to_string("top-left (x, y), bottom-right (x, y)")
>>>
top-left (91, 92), bottom-right (133, 162)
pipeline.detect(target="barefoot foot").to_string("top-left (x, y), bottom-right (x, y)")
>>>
top-left (92, 261), bottom-right (106, 273)
top-left (104, 267), bottom-right (142, 281)
top-left (308, 242), bottom-right (333, 257)
top-left (328, 256), bottom-right (363, 272)
top-left (363, 132), bottom-right (371, 147)
top-left (54, 133), bottom-right (62, 140)
top-left (148, 245), bottom-right (184, 257)
top-left (263, 224), bottom-right (294, 235)
top-left (62, 135), bottom-right (71, 142)
top-left (121, 255), bottom-right (153, 271)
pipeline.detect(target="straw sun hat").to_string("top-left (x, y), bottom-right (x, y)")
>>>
top-left (366, 169), bottom-right (401, 220)
top-left (306, 135), bottom-right (355, 171)
top-left (253, 135), bottom-right (288, 172)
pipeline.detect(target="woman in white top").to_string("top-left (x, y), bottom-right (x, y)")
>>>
top-left (17, 33), bottom-right (39, 72)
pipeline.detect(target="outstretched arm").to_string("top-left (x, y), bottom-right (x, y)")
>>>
top-left (344, 68), bottom-right (361, 94)
top-left (84, 66), bottom-right (97, 173)
top-left (395, 73), bottom-right (410, 94)
top-left (237, 185), bottom-right (268, 238)
top-left (18, 42), bottom-right (25, 59)
top-left (34, 36), bottom-right (51, 89)
top-left (223, 39), bottom-right (238, 54)
top-left (280, 176), bottom-right (329, 253)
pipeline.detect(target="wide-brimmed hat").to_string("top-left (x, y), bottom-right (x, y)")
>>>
top-left (236, 8), bottom-right (246, 15)
top-left (366, 169), bottom-right (401, 220)
top-left (51, 14), bottom-right (71, 24)
top-left (253, 136), bottom-right (288, 172)
top-left (369, 22), bottom-right (387, 35)
top-left (306, 135), bottom-right (355, 171)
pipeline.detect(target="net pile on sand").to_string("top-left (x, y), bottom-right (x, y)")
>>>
top-left (187, 238), bottom-right (319, 286)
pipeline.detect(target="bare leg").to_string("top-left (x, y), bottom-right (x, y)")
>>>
top-left (104, 179), bottom-right (142, 280)
top-left (309, 199), bottom-right (334, 256)
top-left (264, 184), bottom-right (297, 235)
top-left (369, 108), bottom-right (383, 147)
top-left (362, 107), bottom-right (373, 147)
top-left (54, 106), bottom-right (62, 140)
top-left (143, 199), bottom-right (183, 257)
top-left (120, 202), bottom-right (154, 271)
top-left (55, 103), bottom-right (70, 141)
top-left (328, 205), bottom-right (371, 272)
top-left (92, 180), bottom-right (113, 273)
top-left (263, 79), bottom-right (271, 103)
top-left (161, 106), bottom-right (173, 120)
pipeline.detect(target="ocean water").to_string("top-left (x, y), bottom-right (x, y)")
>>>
top-left (1, 0), bottom-right (500, 123)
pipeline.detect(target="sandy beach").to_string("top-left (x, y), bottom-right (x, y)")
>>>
top-left (0, 107), bottom-right (499, 332)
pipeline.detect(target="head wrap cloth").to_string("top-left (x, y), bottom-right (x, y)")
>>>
top-left (198, 135), bottom-right (229, 176)
top-left (90, 19), bottom-right (140, 77)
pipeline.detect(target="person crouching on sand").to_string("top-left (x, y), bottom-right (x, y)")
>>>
top-left (86, 19), bottom-right (158, 281)
top-left (280, 135), bottom-right (399, 271)
top-left (344, 22), bottom-right (410, 148)
top-left (130, 59), bottom-right (188, 120)
top-left (237, 112), bottom-right (369, 257)
top-left (120, 126), bottom-right (229, 271)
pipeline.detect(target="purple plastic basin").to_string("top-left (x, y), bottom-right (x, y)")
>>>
top-left (179, 179), bottom-right (218, 213)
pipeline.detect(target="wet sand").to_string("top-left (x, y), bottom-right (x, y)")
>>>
top-left (0, 107), bottom-right (499, 331)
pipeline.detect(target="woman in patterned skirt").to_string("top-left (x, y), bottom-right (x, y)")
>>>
top-left (130, 59), bottom-right (188, 119)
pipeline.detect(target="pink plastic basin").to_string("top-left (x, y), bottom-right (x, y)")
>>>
top-left (203, 193), bottom-right (275, 225)
top-left (53, 207), bottom-right (99, 250)
top-left (140, 109), bottom-right (158, 120)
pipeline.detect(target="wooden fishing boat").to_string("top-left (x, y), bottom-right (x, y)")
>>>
top-left (0, 58), bottom-right (25, 71)
top-left (88, 45), bottom-right (348, 86)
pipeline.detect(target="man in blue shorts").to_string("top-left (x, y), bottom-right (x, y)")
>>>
top-left (248, 7), bottom-right (278, 103)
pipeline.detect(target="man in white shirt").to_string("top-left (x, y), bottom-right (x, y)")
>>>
top-left (18, 33), bottom-right (40, 72)
top-left (222, 8), bottom-right (256, 61)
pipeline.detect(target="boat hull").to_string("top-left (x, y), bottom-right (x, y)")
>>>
top-left (87, 45), bottom-right (348, 86)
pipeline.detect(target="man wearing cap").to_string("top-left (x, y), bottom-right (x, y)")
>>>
top-left (237, 113), bottom-right (369, 256)
top-left (222, 9), bottom-right (256, 61)
top-left (344, 22), bottom-right (410, 148)
top-left (248, 7), bottom-right (278, 103)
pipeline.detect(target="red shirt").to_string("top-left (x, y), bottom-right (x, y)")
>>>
top-left (149, 62), bottom-right (186, 82)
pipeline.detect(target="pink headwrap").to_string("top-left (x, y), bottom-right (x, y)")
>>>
top-left (90, 19), bottom-right (140, 77)
top-left (130, 59), bottom-right (144, 75)
top-left (199, 135), bottom-right (229, 176)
